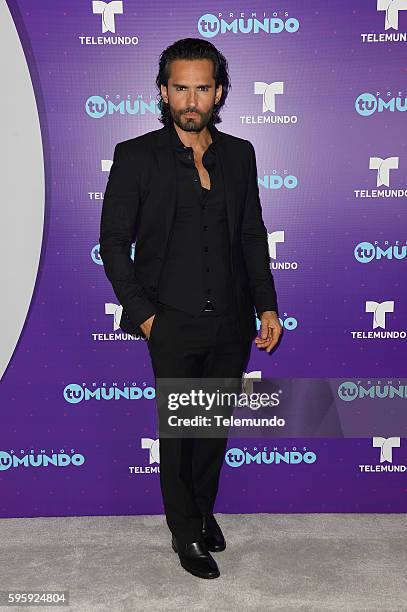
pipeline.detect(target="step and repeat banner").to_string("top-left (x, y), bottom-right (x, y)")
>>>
top-left (1, 1), bottom-right (406, 517)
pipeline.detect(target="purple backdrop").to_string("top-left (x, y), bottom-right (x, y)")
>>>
top-left (1, 1), bottom-right (406, 518)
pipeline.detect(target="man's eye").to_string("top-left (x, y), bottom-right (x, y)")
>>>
top-left (175, 86), bottom-right (209, 91)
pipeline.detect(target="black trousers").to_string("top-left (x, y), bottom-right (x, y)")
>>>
top-left (146, 301), bottom-right (252, 546)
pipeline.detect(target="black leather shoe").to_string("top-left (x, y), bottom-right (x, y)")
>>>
top-left (201, 513), bottom-right (226, 552)
top-left (171, 535), bottom-right (220, 579)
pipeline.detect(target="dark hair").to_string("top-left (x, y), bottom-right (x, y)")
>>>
top-left (155, 38), bottom-right (231, 127)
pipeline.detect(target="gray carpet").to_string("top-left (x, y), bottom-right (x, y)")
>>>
top-left (1, 513), bottom-right (406, 611)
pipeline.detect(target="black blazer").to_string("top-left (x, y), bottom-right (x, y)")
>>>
top-left (99, 123), bottom-right (278, 341)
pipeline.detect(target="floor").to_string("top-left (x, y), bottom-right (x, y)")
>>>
top-left (1, 513), bottom-right (406, 611)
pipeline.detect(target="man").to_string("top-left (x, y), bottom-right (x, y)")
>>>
top-left (99, 38), bottom-right (281, 579)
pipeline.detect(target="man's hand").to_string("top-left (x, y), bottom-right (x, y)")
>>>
top-left (254, 310), bottom-right (282, 353)
top-left (140, 314), bottom-right (156, 340)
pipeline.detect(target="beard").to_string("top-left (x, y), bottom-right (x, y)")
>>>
top-left (170, 105), bottom-right (215, 133)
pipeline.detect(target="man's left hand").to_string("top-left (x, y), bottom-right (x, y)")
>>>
top-left (254, 310), bottom-right (282, 353)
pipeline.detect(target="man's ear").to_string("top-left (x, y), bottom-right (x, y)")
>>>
top-left (161, 84), bottom-right (168, 104)
top-left (215, 84), bottom-right (222, 105)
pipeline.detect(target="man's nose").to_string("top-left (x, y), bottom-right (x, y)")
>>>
top-left (186, 89), bottom-right (198, 105)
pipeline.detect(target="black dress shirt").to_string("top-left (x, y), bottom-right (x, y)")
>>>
top-left (157, 120), bottom-right (235, 316)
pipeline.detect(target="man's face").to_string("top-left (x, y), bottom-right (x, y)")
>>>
top-left (161, 58), bottom-right (222, 133)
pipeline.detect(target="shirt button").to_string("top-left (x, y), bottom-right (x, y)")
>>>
top-left (204, 246), bottom-right (208, 252)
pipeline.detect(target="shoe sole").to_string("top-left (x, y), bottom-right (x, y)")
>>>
top-left (180, 564), bottom-right (220, 579)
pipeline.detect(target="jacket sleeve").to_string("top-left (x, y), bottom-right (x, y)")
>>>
top-left (99, 142), bottom-right (156, 328)
top-left (241, 140), bottom-right (279, 317)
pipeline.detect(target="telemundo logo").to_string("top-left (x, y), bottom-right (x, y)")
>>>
top-left (337, 381), bottom-right (407, 402)
top-left (92, 243), bottom-right (135, 265)
top-left (91, 244), bottom-right (103, 265)
top-left (354, 242), bottom-right (407, 264)
top-left (197, 13), bottom-right (299, 38)
top-left (63, 383), bottom-right (155, 403)
top-left (225, 447), bottom-right (316, 467)
top-left (0, 451), bottom-right (85, 471)
top-left (85, 95), bottom-right (158, 118)
top-left (258, 173), bottom-right (298, 190)
top-left (355, 92), bottom-right (407, 116)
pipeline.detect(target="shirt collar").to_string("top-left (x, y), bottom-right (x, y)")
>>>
top-left (169, 120), bottom-right (218, 151)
